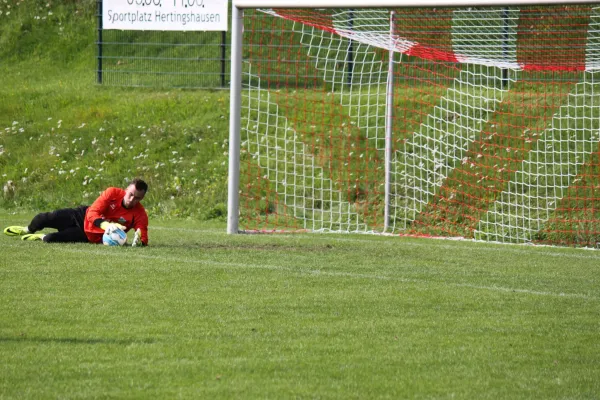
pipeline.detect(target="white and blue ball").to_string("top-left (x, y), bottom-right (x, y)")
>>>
top-left (103, 228), bottom-right (127, 246)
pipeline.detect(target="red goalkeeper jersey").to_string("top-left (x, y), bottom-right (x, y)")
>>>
top-left (84, 187), bottom-right (149, 245)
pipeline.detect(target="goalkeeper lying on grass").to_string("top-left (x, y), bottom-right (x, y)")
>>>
top-left (3, 178), bottom-right (148, 247)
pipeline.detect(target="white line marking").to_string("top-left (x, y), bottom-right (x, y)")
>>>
top-left (0, 243), bottom-right (595, 301)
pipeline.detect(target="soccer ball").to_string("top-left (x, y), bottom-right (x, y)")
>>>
top-left (103, 228), bottom-right (127, 246)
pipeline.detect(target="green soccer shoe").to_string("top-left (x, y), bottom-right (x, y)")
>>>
top-left (3, 226), bottom-right (29, 236)
top-left (21, 233), bottom-right (45, 241)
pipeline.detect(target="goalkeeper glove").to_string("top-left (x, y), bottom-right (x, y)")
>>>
top-left (131, 228), bottom-right (142, 247)
top-left (100, 221), bottom-right (126, 233)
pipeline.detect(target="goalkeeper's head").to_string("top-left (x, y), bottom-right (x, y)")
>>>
top-left (123, 178), bottom-right (148, 209)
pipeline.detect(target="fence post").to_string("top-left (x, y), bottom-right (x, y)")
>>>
top-left (221, 31), bottom-right (227, 87)
top-left (97, 0), bottom-right (103, 84)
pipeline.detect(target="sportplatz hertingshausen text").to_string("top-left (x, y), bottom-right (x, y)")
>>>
top-left (106, 10), bottom-right (221, 25)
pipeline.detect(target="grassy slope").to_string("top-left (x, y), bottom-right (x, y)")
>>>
top-left (0, 210), bottom-right (599, 398)
top-left (0, 0), bottom-right (229, 220)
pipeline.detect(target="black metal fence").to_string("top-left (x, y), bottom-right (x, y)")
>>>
top-left (96, 1), bottom-right (230, 89)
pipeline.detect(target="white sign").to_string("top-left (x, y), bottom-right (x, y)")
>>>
top-left (103, 0), bottom-right (228, 31)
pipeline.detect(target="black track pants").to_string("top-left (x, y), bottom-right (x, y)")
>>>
top-left (28, 206), bottom-right (89, 243)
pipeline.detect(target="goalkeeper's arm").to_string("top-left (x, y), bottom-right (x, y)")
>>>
top-left (131, 229), bottom-right (143, 247)
top-left (130, 212), bottom-right (149, 246)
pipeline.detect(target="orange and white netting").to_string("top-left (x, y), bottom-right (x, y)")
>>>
top-left (238, 5), bottom-right (600, 247)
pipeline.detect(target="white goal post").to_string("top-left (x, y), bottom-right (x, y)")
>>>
top-left (228, 0), bottom-right (600, 248)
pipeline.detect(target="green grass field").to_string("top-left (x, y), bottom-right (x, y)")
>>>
top-left (1, 211), bottom-right (599, 398)
top-left (2, 2), bottom-right (600, 397)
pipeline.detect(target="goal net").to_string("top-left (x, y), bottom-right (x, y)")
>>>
top-left (229, 1), bottom-right (600, 247)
